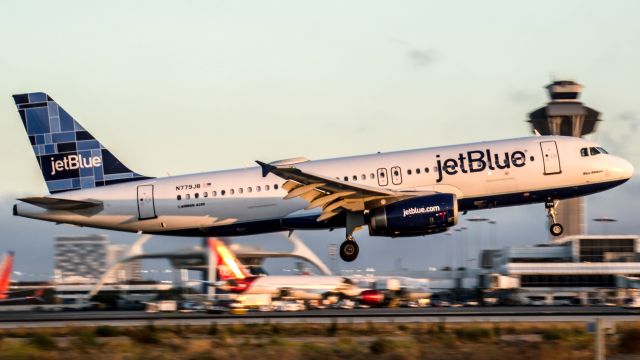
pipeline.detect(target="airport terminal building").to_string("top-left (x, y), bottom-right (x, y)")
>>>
top-left (480, 235), bottom-right (640, 305)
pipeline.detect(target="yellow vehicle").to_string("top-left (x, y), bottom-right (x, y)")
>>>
top-left (229, 307), bottom-right (248, 315)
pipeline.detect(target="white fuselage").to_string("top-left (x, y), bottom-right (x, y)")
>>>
top-left (14, 135), bottom-right (634, 236)
top-left (238, 275), bottom-right (360, 299)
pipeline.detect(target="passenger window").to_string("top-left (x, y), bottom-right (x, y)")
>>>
top-left (230, 189), bottom-right (235, 195)
top-left (580, 148), bottom-right (589, 157)
top-left (195, 193), bottom-right (199, 199)
top-left (352, 175), bottom-right (357, 181)
top-left (248, 187), bottom-right (252, 193)
top-left (590, 147), bottom-right (600, 156)
top-left (379, 172), bottom-right (385, 178)
top-left (370, 173), bottom-right (375, 179)
top-left (425, 167), bottom-right (430, 174)
top-left (274, 184), bottom-right (279, 190)
top-left (257, 186), bottom-right (261, 192)
top-left (265, 184), bottom-right (270, 191)
top-left (407, 169), bottom-right (412, 175)
top-left (343, 176), bottom-right (348, 181)
top-left (177, 195), bottom-right (182, 201)
top-left (186, 194), bottom-right (191, 200)
top-left (221, 190), bottom-right (225, 196)
top-left (203, 192), bottom-right (208, 198)
top-left (238, 188), bottom-right (243, 194)
top-left (213, 191), bottom-right (217, 196)
top-left (361, 174), bottom-right (366, 180)
top-left (416, 168), bottom-right (421, 174)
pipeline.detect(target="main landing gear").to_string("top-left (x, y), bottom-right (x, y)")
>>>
top-left (545, 199), bottom-right (564, 237)
top-left (340, 212), bottom-right (365, 262)
top-left (340, 236), bottom-right (359, 262)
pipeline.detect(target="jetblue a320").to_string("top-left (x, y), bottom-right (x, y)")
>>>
top-left (11, 93), bottom-right (634, 261)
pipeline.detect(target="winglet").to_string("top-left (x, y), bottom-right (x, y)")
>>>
top-left (255, 160), bottom-right (277, 177)
top-left (533, 129), bottom-right (541, 137)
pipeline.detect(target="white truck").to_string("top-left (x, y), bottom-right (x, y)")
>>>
top-left (145, 300), bottom-right (178, 312)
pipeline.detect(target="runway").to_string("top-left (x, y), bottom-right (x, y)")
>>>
top-left (1, 306), bottom-right (639, 328)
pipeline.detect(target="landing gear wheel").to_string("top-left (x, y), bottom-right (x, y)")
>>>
top-left (550, 223), bottom-right (564, 236)
top-left (339, 240), bottom-right (359, 262)
top-left (545, 200), bottom-right (563, 237)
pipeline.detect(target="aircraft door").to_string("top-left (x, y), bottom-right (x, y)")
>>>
top-left (137, 185), bottom-right (157, 220)
top-left (540, 141), bottom-right (562, 175)
top-left (377, 168), bottom-right (389, 186)
top-left (390, 166), bottom-right (403, 185)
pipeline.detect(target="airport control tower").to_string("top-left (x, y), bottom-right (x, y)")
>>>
top-left (527, 80), bottom-right (602, 237)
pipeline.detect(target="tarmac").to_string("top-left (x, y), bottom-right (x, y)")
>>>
top-left (1, 306), bottom-right (639, 328)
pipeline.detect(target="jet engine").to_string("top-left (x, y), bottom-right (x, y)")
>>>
top-left (359, 289), bottom-right (385, 307)
top-left (368, 193), bottom-right (458, 237)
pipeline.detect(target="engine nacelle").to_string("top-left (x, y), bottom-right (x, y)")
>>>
top-left (359, 289), bottom-right (385, 306)
top-left (368, 193), bottom-right (458, 237)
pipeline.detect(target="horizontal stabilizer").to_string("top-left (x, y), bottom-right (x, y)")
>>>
top-left (18, 197), bottom-right (102, 211)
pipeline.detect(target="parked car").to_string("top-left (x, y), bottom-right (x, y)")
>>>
top-left (335, 299), bottom-right (355, 310)
top-left (431, 299), bottom-right (450, 307)
top-left (274, 301), bottom-right (305, 312)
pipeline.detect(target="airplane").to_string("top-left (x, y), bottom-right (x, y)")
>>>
top-left (205, 238), bottom-right (362, 300)
top-left (0, 251), bottom-right (45, 303)
top-left (11, 92), bottom-right (634, 262)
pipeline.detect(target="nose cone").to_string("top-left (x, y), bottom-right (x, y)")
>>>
top-left (612, 157), bottom-right (634, 180)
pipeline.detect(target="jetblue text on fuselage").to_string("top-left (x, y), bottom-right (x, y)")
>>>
top-left (435, 149), bottom-right (527, 182)
top-left (50, 154), bottom-right (102, 176)
top-left (403, 206), bottom-right (441, 217)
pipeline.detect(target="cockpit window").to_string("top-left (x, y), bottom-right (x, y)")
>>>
top-left (580, 148), bottom-right (589, 157)
top-left (597, 147), bottom-right (608, 154)
top-left (590, 147), bottom-right (600, 156)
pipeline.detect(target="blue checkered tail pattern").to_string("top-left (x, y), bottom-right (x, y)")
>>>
top-left (13, 92), bottom-right (150, 194)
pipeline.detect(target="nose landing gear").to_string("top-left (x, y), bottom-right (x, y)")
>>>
top-left (546, 200), bottom-right (564, 236)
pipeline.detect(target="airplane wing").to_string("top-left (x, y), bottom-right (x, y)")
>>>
top-left (0, 295), bottom-right (45, 304)
top-left (256, 161), bottom-right (435, 221)
top-left (0, 288), bottom-right (46, 304)
top-left (18, 197), bottom-right (103, 211)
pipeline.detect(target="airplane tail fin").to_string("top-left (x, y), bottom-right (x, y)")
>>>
top-left (12, 92), bottom-right (150, 194)
top-left (0, 251), bottom-right (15, 300)
top-left (207, 238), bottom-right (252, 281)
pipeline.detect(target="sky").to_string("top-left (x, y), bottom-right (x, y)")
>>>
top-left (0, 1), bottom-right (639, 279)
